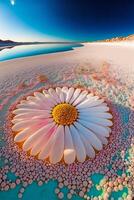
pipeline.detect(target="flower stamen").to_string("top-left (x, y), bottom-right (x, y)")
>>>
top-left (52, 103), bottom-right (78, 125)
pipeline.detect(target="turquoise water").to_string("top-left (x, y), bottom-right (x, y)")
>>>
top-left (0, 43), bottom-right (83, 62)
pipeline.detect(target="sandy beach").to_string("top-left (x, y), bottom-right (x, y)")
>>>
top-left (0, 42), bottom-right (134, 89)
top-left (0, 42), bottom-right (134, 200)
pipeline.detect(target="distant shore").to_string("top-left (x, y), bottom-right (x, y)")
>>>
top-left (0, 43), bottom-right (84, 62)
top-left (0, 41), bottom-right (84, 49)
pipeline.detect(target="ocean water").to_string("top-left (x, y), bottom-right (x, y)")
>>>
top-left (0, 43), bottom-right (83, 62)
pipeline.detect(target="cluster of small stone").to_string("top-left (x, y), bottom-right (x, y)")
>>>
top-left (0, 82), bottom-right (133, 200)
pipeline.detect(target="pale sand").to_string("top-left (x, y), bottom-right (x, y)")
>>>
top-left (0, 42), bottom-right (134, 92)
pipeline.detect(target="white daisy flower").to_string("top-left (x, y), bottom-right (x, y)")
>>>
top-left (12, 87), bottom-right (113, 164)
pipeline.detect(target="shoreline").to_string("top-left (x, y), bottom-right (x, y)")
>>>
top-left (0, 42), bottom-right (134, 90)
top-left (0, 41), bottom-right (134, 63)
top-left (0, 43), bottom-right (83, 62)
top-left (0, 41), bottom-right (134, 71)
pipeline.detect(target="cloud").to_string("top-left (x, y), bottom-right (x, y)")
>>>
top-left (10, 0), bottom-right (15, 6)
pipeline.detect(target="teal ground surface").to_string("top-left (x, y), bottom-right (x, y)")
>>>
top-left (0, 173), bottom-right (129, 200)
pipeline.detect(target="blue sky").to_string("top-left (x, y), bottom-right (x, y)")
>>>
top-left (0, 0), bottom-right (134, 42)
top-left (0, 0), bottom-right (62, 42)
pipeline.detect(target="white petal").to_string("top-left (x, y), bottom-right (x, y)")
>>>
top-left (62, 87), bottom-right (68, 98)
top-left (86, 99), bottom-right (104, 107)
top-left (62, 87), bottom-right (68, 92)
top-left (79, 115), bottom-right (113, 126)
top-left (87, 94), bottom-right (99, 100)
top-left (75, 97), bottom-right (95, 109)
top-left (73, 90), bottom-right (88, 106)
top-left (49, 126), bottom-right (64, 164)
top-left (13, 112), bottom-right (50, 119)
top-left (13, 109), bottom-right (49, 114)
top-left (66, 87), bottom-right (74, 103)
top-left (78, 119), bottom-right (110, 137)
top-left (107, 127), bottom-right (112, 133)
top-left (77, 98), bottom-right (104, 109)
top-left (12, 119), bottom-right (21, 124)
top-left (48, 88), bottom-right (61, 103)
top-left (61, 87), bottom-right (69, 101)
top-left (38, 125), bottom-right (58, 160)
top-left (69, 125), bottom-right (86, 162)
top-left (30, 126), bottom-right (56, 156)
top-left (59, 91), bottom-right (65, 102)
top-left (79, 111), bottom-right (113, 119)
top-left (34, 92), bottom-right (48, 101)
top-left (74, 122), bottom-right (103, 151)
top-left (26, 96), bottom-right (36, 101)
top-left (55, 87), bottom-right (61, 96)
top-left (78, 105), bottom-right (109, 112)
top-left (94, 112), bottom-right (112, 119)
top-left (22, 122), bottom-right (55, 151)
top-left (16, 103), bottom-right (41, 109)
top-left (79, 133), bottom-right (95, 158)
top-left (14, 127), bottom-right (31, 142)
top-left (27, 101), bottom-right (48, 109)
top-left (56, 87), bottom-right (65, 102)
top-left (30, 135), bottom-right (48, 156)
top-left (64, 126), bottom-right (75, 164)
top-left (87, 93), bottom-right (94, 97)
top-left (95, 134), bottom-right (108, 145)
top-left (12, 119), bottom-right (43, 131)
top-left (101, 137), bottom-right (108, 145)
top-left (14, 124), bottom-right (43, 142)
top-left (42, 90), bottom-right (49, 96)
top-left (69, 88), bottom-right (81, 104)
top-left (26, 96), bottom-right (48, 108)
top-left (32, 115), bottom-right (52, 119)
top-left (42, 90), bottom-right (56, 105)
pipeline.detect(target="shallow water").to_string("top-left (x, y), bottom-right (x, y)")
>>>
top-left (0, 43), bottom-right (83, 62)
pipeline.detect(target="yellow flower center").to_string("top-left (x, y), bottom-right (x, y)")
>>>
top-left (52, 103), bottom-right (78, 125)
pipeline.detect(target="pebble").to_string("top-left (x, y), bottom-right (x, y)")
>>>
top-left (67, 193), bottom-right (72, 199)
top-left (58, 192), bottom-right (64, 199)
top-left (18, 193), bottom-right (23, 199)
top-left (55, 188), bottom-right (60, 194)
